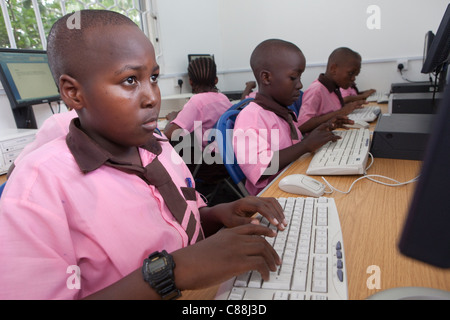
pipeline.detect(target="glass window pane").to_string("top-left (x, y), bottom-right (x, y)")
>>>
top-left (1, 0), bottom-right (147, 50)
top-left (4, 0), bottom-right (43, 49)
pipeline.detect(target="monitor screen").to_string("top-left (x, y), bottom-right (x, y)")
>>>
top-left (421, 4), bottom-right (450, 74)
top-left (398, 83), bottom-right (450, 268)
top-left (188, 54), bottom-right (215, 63)
top-left (0, 48), bottom-right (60, 109)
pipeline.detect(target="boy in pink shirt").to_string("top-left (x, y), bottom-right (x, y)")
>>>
top-left (0, 10), bottom-right (287, 300)
top-left (298, 47), bottom-right (366, 133)
top-left (233, 39), bottom-right (346, 195)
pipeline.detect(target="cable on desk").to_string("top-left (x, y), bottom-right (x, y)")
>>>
top-left (321, 153), bottom-right (420, 194)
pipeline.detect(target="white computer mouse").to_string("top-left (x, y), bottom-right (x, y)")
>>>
top-left (345, 119), bottom-right (369, 129)
top-left (278, 174), bottom-right (326, 197)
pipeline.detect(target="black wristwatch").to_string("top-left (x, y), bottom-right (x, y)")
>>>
top-left (142, 250), bottom-right (181, 300)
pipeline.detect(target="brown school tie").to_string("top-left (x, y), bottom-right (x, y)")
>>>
top-left (106, 157), bottom-right (204, 244)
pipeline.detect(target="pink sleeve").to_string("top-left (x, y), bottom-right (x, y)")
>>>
top-left (298, 88), bottom-right (323, 126)
top-left (0, 173), bottom-right (79, 299)
top-left (171, 98), bottom-right (202, 133)
top-left (14, 110), bottom-right (76, 165)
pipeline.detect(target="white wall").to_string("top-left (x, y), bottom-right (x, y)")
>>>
top-left (0, 0), bottom-right (448, 128)
top-left (155, 0), bottom-right (448, 114)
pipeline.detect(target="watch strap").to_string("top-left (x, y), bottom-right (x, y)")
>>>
top-left (142, 250), bottom-right (181, 300)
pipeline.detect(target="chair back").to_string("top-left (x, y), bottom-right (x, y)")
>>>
top-left (0, 182), bottom-right (6, 198)
top-left (288, 90), bottom-right (303, 116)
top-left (213, 101), bottom-right (253, 197)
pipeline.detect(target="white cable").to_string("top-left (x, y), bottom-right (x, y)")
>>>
top-left (321, 153), bottom-right (420, 195)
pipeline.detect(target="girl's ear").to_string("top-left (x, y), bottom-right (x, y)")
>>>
top-left (329, 63), bottom-right (338, 76)
top-left (260, 70), bottom-right (271, 86)
top-left (58, 74), bottom-right (84, 111)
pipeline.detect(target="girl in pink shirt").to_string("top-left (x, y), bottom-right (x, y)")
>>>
top-left (164, 57), bottom-right (231, 148)
top-left (0, 10), bottom-right (287, 300)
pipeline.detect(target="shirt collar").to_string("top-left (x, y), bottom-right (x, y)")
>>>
top-left (318, 73), bottom-right (338, 93)
top-left (66, 118), bottom-right (166, 174)
top-left (318, 73), bottom-right (344, 107)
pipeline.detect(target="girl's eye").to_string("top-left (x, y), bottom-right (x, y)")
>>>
top-left (124, 76), bottom-right (137, 85)
top-left (151, 74), bottom-right (159, 84)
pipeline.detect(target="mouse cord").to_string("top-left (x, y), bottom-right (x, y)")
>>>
top-left (321, 153), bottom-right (420, 194)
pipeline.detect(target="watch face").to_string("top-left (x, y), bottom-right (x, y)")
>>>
top-left (150, 257), bottom-right (167, 273)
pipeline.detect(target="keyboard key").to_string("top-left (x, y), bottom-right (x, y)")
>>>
top-left (312, 279), bottom-right (327, 293)
top-left (262, 273), bottom-right (291, 290)
top-left (337, 269), bottom-right (344, 282)
top-left (248, 272), bottom-right (262, 288)
top-left (234, 272), bottom-right (250, 287)
top-left (229, 288), bottom-right (245, 300)
top-left (291, 269), bottom-right (307, 291)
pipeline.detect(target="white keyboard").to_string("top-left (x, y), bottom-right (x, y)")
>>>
top-left (365, 92), bottom-right (390, 104)
top-left (215, 197), bottom-right (348, 300)
top-left (348, 105), bottom-right (381, 122)
top-left (307, 128), bottom-right (371, 175)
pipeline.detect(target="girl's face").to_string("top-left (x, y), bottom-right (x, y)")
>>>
top-left (76, 25), bottom-right (161, 157)
top-left (265, 49), bottom-right (306, 107)
top-left (332, 57), bottom-right (361, 89)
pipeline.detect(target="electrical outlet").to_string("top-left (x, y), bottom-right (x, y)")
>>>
top-left (397, 59), bottom-right (408, 71)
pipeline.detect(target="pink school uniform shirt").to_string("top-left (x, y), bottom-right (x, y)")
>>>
top-left (340, 87), bottom-right (358, 98)
top-left (14, 109), bottom-right (76, 165)
top-left (0, 120), bottom-right (206, 299)
top-left (232, 102), bottom-right (302, 196)
top-left (171, 92), bottom-right (232, 148)
top-left (298, 78), bottom-right (343, 127)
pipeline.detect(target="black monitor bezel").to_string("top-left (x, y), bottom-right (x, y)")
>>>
top-left (187, 54), bottom-right (215, 63)
top-left (421, 4), bottom-right (450, 74)
top-left (0, 48), bottom-right (60, 110)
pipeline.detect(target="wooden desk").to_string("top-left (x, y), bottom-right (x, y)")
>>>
top-left (259, 155), bottom-right (450, 300)
top-left (181, 104), bottom-right (450, 300)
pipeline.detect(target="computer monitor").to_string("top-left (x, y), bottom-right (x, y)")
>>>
top-left (421, 4), bottom-right (450, 75)
top-left (422, 31), bottom-right (435, 68)
top-left (0, 48), bottom-right (60, 128)
top-left (398, 83), bottom-right (450, 268)
top-left (188, 54), bottom-right (215, 63)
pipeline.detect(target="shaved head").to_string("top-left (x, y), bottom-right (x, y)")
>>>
top-left (47, 10), bottom-right (139, 86)
top-left (250, 39), bottom-right (303, 81)
top-left (327, 47), bottom-right (361, 70)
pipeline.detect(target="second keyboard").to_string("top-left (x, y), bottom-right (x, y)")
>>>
top-left (307, 128), bottom-right (371, 175)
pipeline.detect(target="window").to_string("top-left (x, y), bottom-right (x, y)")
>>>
top-left (0, 0), bottom-right (159, 51)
